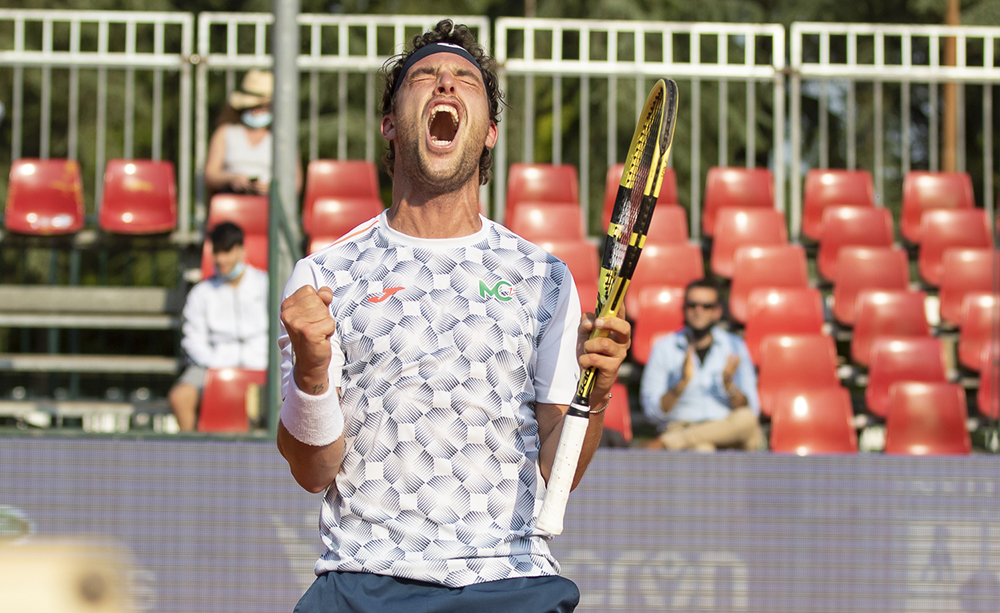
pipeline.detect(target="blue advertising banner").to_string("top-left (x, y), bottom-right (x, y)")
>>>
top-left (2, 438), bottom-right (998, 612)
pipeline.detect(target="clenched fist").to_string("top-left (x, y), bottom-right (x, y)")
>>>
top-left (281, 285), bottom-right (336, 396)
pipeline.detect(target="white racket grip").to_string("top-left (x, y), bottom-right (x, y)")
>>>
top-left (536, 408), bottom-right (591, 535)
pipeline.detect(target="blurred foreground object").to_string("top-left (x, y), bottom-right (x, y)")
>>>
top-left (0, 541), bottom-right (133, 613)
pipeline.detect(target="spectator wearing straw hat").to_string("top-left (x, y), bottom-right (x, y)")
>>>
top-left (205, 69), bottom-right (302, 197)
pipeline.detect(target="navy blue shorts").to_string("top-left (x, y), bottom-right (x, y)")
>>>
top-left (293, 571), bottom-right (579, 613)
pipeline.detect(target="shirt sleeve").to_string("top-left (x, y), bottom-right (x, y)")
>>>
top-left (180, 283), bottom-right (215, 367)
top-left (532, 263), bottom-right (581, 406)
top-left (278, 258), bottom-right (345, 403)
top-left (734, 337), bottom-right (760, 414)
top-left (640, 336), bottom-right (677, 429)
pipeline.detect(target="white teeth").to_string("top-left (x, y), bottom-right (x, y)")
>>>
top-left (431, 105), bottom-right (459, 124)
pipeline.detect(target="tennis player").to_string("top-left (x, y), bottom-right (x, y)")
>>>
top-left (277, 19), bottom-right (630, 613)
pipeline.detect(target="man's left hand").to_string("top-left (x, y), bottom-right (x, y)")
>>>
top-left (577, 313), bottom-right (631, 403)
top-left (722, 354), bottom-right (740, 388)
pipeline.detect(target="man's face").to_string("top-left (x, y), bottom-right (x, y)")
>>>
top-left (381, 51), bottom-right (498, 193)
top-left (683, 287), bottom-right (722, 332)
top-left (212, 244), bottom-right (244, 277)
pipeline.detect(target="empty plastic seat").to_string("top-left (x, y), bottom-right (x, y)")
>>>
top-left (757, 334), bottom-right (841, 418)
top-left (197, 367), bottom-right (267, 433)
top-left (508, 201), bottom-right (586, 241)
top-left (918, 208), bottom-right (992, 286)
top-left (4, 158), bottom-right (85, 235)
top-left (977, 347), bottom-right (1000, 420)
top-left (865, 337), bottom-right (948, 418)
top-left (630, 286), bottom-right (685, 364)
top-left (641, 204), bottom-right (689, 246)
top-left (802, 168), bottom-right (875, 241)
top-left (602, 381), bottom-right (633, 444)
top-left (901, 171), bottom-right (975, 244)
top-left (538, 240), bottom-right (600, 287)
top-left (702, 166), bottom-right (774, 237)
top-left (304, 159), bottom-right (379, 206)
top-left (851, 290), bottom-right (931, 367)
top-left (744, 287), bottom-right (825, 365)
top-left (729, 244), bottom-right (809, 324)
top-left (958, 293), bottom-right (998, 372)
top-left (201, 194), bottom-right (269, 279)
top-left (939, 248), bottom-right (996, 327)
top-left (626, 243), bottom-right (704, 314)
top-left (305, 197), bottom-right (384, 254)
top-left (884, 382), bottom-right (971, 455)
top-left (832, 246), bottom-right (910, 326)
top-left (98, 159), bottom-right (177, 234)
top-left (769, 387), bottom-right (858, 455)
top-left (504, 163), bottom-right (579, 226)
top-left (710, 208), bottom-right (788, 278)
top-left (602, 162), bottom-right (679, 229)
top-left (816, 206), bottom-right (894, 282)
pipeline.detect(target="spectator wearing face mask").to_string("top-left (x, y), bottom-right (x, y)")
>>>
top-left (168, 222), bottom-right (269, 431)
top-left (204, 69), bottom-right (302, 197)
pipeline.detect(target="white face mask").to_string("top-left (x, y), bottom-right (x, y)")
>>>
top-left (218, 260), bottom-right (245, 282)
top-left (241, 110), bottom-right (272, 129)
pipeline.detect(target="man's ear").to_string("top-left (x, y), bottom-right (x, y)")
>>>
top-left (484, 121), bottom-right (498, 150)
top-left (381, 114), bottom-right (396, 140)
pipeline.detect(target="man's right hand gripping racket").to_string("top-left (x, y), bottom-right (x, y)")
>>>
top-left (536, 78), bottom-right (678, 536)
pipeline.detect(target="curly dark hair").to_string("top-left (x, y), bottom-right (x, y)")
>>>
top-left (380, 19), bottom-right (504, 186)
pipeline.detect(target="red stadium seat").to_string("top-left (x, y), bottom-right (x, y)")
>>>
top-left (642, 204), bottom-right (689, 246)
top-left (538, 240), bottom-right (600, 287)
top-left (939, 248), bottom-right (996, 327)
top-left (851, 290), bottom-right (931, 367)
top-left (917, 209), bottom-right (992, 286)
top-left (4, 158), bottom-right (85, 235)
top-left (601, 163), bottom-right (679, 229)
top-left (802, 168), bottom-right (875, 241)
top-left (626, 243), bottom-right (704, 314)
top-left (603, 381), bottom-right (633, 444)
top-left (757, 334), bottom-right (840, 418)
top-left (816, 206), bottom-right (894, 282)
top-left (702, 166), bottom-right (774, 237)
top-left (98, 159), bottom-right (177, 234)
top-left (508, 201), bottom-right (586, 242)
top-left (900, 171), bottom-right (975, 244)
top-left (744, 287), bottom-right (825, 365)
top-left (710, 208), bottom-right (788, 278)
top-left (505, 163), bottom-right (579, 226)
top-left (304, 159), bottom-right (379, 208)
top-left (958, 293), bottom-right (998, 372)
top-left (305, 197), bottom-right (384, 254)
top-left (884, 382), bottom-right (971, 455)
top-left (630, 286), bottom-right (685, 364)
top-left (832, 246), bottom-right (910, 326)
top-left (197, 368), bottom-right (267, 433)
top-left (769, 387), bottom-right (858, 455)
top-left (865, 337), bottom-right (948, 418)
top-left (201, 194), bottom-right (269, 279)
top-left (729, 244), bottom-right (808, 324)
top-left (977, 347), bottom-right (1000, 420)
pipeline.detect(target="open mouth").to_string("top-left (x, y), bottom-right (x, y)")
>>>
top-left (428, 104), bottom-right (460, 146)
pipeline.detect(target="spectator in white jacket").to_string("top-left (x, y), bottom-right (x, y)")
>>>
top-left (168, 222), bottom-right (269, 431)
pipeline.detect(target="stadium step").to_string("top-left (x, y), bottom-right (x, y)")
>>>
top-left (0, 354), bottom-right (180, 375)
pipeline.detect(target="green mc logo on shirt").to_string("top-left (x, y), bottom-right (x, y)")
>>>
top-left (479, 279), bottom-right (516, 302)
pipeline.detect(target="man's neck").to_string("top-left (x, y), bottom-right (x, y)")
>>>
top-left (386, 179), bottom-right (483, 238)
top-left (691, 329), bottom-right (714, 350)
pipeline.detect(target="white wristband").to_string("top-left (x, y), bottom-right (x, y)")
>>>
top-left (279, 378), bottom-right (344, 447)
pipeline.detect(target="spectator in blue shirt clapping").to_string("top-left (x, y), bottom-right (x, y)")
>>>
top-left (640, 278), bottom-right (763, 451)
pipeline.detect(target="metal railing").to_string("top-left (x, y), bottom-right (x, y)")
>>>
top-left (494, 18), bottom-right (786, 238)
top-left (789, 22), bottom-right (1000, 239)
top-left (0, 9), bottom-right (194, 239)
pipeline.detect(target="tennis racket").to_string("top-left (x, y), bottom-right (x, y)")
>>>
top-left (536, 78), bottom-right (678, 536)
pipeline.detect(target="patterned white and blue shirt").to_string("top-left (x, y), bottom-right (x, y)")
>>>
top-left (279, 212), bottom-right (582, 587)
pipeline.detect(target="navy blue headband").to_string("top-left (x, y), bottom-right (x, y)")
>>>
top-left (391, 42), bottom-right (485, 97)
